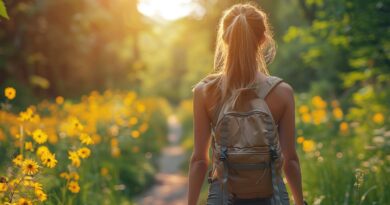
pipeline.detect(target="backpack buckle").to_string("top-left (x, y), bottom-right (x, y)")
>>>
top-left (220, 147), bottom-right (228, 161)
top-left (270, 146), bottom-right (278, 161)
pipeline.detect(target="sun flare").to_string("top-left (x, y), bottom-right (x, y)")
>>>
top-left (137, 0), bottom-right (204, 21)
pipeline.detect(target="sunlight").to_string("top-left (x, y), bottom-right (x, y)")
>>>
top-left (137, 0), bottom-right (204, 21)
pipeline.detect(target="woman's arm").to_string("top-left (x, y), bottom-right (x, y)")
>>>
top-left (187, 84), bottom-right (212, 205)
top-left (277, 83), bottom-right (305, 205)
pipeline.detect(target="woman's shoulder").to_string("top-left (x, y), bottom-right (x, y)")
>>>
top-left (191, 73), bottom-right (222, 93)
top-left (267, 75), bottom-right (294, 104)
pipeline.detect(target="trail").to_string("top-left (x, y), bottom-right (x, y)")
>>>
top-left (135, 114), bottom-right (188, 205)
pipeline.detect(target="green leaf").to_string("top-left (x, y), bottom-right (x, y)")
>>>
top-left (0, 0), bottom-right (9, 19)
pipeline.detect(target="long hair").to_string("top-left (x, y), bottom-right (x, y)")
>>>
top-left (193, 2), bottom-right (276, 115)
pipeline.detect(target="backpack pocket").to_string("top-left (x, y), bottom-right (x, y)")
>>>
top-left (226, 147), bottom-right (273, 199)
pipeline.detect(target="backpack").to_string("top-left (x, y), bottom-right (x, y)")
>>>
top-left (207, 75), bottom-right (289, 205)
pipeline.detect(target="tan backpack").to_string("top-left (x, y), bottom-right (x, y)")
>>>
top-left (208, 76), bottom-right (288, 204)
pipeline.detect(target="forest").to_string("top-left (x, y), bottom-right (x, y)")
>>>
top-left (0, 0), bottom-right (389, 204)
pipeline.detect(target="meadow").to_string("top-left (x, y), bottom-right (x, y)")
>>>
top-left (0, 88), bottom-right (171, 204)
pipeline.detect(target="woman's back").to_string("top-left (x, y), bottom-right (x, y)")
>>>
top-left (187, 3), bottom-right (304, 205)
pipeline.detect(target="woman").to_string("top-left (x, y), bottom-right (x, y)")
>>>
top-left (187, 3), bottom-right (305, 205)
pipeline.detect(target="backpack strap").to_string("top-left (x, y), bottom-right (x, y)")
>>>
top-left (258, 76), bottom-right (283, 99)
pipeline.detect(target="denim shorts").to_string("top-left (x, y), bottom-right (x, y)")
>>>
top-left (206, 178), bottom-right (290, 205)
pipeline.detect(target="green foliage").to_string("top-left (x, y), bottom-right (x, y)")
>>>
top-left (0, 0), bottom-right (8, 19)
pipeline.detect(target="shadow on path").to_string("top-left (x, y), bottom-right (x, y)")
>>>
top-left (135, 115), bottom-right (188, 205)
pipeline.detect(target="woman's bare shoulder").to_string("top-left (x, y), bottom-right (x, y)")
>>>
top-left (191, 73), bottom-right (221, 93)
top-left (271, 81), bottom-right (295, 105)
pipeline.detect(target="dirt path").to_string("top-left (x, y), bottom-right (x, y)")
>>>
top-left (135, 115), bottom-right (188, 205)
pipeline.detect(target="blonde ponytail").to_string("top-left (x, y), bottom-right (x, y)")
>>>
top-left (194, 3), bottom-right (276, 115)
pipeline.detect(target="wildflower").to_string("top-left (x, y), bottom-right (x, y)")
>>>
top-left (332, 107), bottom-right (343, 120)
top-left (70, 172), bottom-right (79, 181)
top-left (302, 140), bottom-right (316, 153)
top-left (372, 113), bottom-right (384, 124)
top-left (68, 181), bottom-right (80, 193)
top-left (0, 128), bottom-right (5, 141)
top-left (18, 198), bottom-right (32, 205)
top-left (0, 182), bottom-right (7, 192)
top-left (25, 142), bottom-right (34, 152)
top-left (111, 147), bottom-right (121, 157)
top-left (70, 117), bottom-right (84, 131)
top-left (298, 105), bottom-right (309, 114)
top-left (111, 138), bottom-right (118, 147)
top-left (339, 122), bottom-right (349, 134)
top-left (32, 129), bottom-right (48, 144)
top-left (136, 102), bottom-right (146, 113)
top-left (297, 136), bottom-right (305, 144)
top-left (301, 113), bottom-right (311, 123)
top-left (36, 146), bottom-right (50, 157)
top-left (79, 133), bottom-right (93, 145)
top-left (12, 154), bottom-right (23, 166)
top-left (131, 130), bottom-right (140, 138)
top-left (129, 117), bottom-right (138, 125)
top-left (35, 189), bottom-right (47, 202)
top-left (77, 147), bottom-right (91, 159)
top-left (68, 151), bottom-right (81, 167)
top-left (18, 108), bottom-right (34, 122)
top-left (22, 159), bottom-right (39, 175)
top-left (55, 96), bottom-right (64, 105)
top-left (101, 167), bottom-right (109, 176)
top-left (60, 172), bottom-right (70, 180)
top-left (139, 123), bottom-right (148, 133)
top-left (41, 153), bottom-right (57, 168)
top-left (4, 87), bottom-right (16, 100)
top-left (311, 96), bottom-right (327, 109)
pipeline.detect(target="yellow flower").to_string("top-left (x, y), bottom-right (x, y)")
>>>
top-left (35, 189), bottom-right (47, 202)
top-left (312, 109), bottom-right (327, 124)
top-left (32, 129), bottom-right (48, 144)
top-left (68, 151), bottom-right (81, 167)
top-left (79, 133), bottom-right (93, 145)
top-left (0, 128), bottom-right (5, 142)
top-left (372, 113), bottom-right (384, 124)
top-left (41, 153), bottom-right (57, 168)
top-left (297, 136), bottom-right (305, 144)
top-left (36, 146), bottom-right (50, 157)
top-left (12, 154), bottom-right (23, 166)
top-left (68, 181), bottom-right (80, 193)
top-left (111, 138), bottom-right (118, 147)
top-left (332, 107), bottom-right (343, 120)
top-left (311, 96), bottom-right (327, 109)
top-left (339, 122), bottom-right (349, 134)
top-left (100, 167), bottom-right (109, 176)
top-left (77, 147), bottom-right (91, 159)
top-left (70, 117), bottom-right (84, 132)
top-left (131, 130), bottom-right (140, 138)
top-left (302, 140), bottom-right (316, 153)
top-left (18, 108), bottom-right (34, 122)
top-left (55, 96), bottom-right (64, 105)
top-left (25, 142), bottom-right (34, 152)
top-left (22, 159), bottom-right (39, 175)
top-left (111, 147), bottom-right (121, 157)
top-left (60, 172), bottom-right (70, 180)
top-left (129, 117), bottom-right (138, 125)
top-left (136, 102), bottom-right (146, 113)
top-left (18, 198), bottom-right (32, 205)
top-left (0, 182), bottom-right (7, 192)
top-left (70, 172), bottom-right (79, 181)
top-left (298, 105), bottom-right (309, 114)
top-left (301, 113), bottom-right (312, 123)
top-left (4, 87), bottom-right (16, 100)
top-left (139, 123), bottom-right (148, 133)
